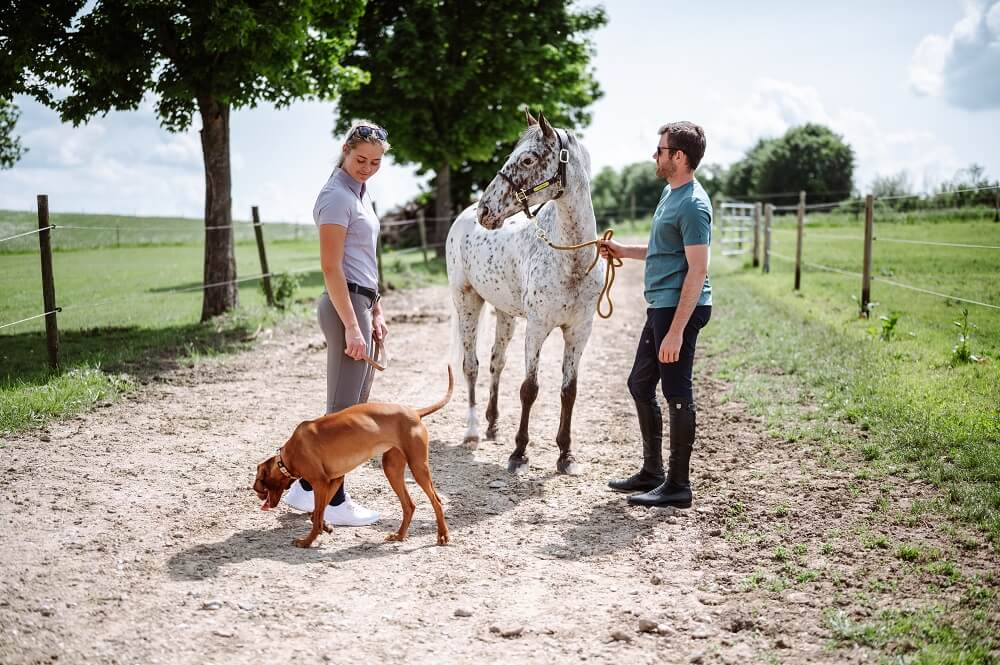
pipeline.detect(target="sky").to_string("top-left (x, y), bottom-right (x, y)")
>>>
top-left (2, 0), bottom-right (999, 223)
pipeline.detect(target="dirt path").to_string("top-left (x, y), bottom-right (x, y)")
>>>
top-left (2, 260), bottom-right (997, 664)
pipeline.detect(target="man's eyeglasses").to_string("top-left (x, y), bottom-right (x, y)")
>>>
top-left (656, 145), bottom-right (683, 156)
top-left (351, 125), bottom-right (388, 141)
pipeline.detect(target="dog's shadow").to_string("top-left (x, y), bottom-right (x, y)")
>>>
top-left (167, 438), bottom-right (529, 579)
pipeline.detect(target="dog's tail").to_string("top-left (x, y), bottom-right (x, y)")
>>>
top-left (416, 365), bottom-right (454, 418)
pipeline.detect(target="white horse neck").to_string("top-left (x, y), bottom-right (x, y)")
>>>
top-left (548, 174), bottom-right (597, 248)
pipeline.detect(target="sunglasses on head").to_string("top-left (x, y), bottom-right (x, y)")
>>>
top-left (351, 125), bottom-right (388, 141)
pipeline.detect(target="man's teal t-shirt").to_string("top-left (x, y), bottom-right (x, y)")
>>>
top-left (643, 179), bottom-right (713, 308)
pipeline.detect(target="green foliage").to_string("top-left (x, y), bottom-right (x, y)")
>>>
top-left (14, 0), bottom-right (368, 131)
top-left (754, 124), bottom-right (855, 204)
top-left (721, 125), bottom-right (855, 205)
top-left (871, 171), bottom-right (912, 199)
top-left (951, 308), bottom-right (980, 365)
top-left (0, 97), bottom-right (25, 168)
top-left (333, 0), bottom-right (606, 214)
top-left (724, 137), bottom-right (775, 199)
top-left (268, 271), bottom-right (300, 310)
top-left (869, 312), bottom-right (900, 342)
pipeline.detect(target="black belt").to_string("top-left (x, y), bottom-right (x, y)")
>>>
top-left (347, 282), bottom-right (380, 303)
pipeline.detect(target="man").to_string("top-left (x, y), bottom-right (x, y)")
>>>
top-left (600, 121), bottom-right (712, 508)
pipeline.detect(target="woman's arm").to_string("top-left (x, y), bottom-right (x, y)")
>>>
top-left (319, 224), bottom-right (368, 360)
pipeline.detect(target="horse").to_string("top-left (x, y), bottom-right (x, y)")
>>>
top-left (445, 111), bottom-right (604, 475)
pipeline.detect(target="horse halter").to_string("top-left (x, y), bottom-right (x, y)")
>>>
top-left (497, 129), bottom-right (570, 219)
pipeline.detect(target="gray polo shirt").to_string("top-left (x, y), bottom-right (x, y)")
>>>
top-left (312, 168), bottom-right (380, 291)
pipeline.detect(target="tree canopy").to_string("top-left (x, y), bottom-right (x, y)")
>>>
top-left (332, 0), bottom-right (606, 234)
top-left (723, 124), bottom-right (855, 205)
top-left (0, 98), bottom-right (25, 169)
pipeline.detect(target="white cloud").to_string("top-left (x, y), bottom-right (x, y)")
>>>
top-left (909, 1), bottom-right (1000, 110)
top-left (702, 79), bottom-right (962, 195)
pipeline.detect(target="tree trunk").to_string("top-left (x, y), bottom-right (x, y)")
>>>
top-left (434, 162), bottom-right (451, 259)
top-left (198, 96), bottom-right (237, 321)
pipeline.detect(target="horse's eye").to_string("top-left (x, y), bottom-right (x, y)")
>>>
top-left (520, 155), bottom-right (535, 166)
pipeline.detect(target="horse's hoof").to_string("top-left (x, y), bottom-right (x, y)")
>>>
top-left (463, 434), bottom-right (480, 450)
top-left (485, 425), bottom-right (498, 440)
top-left (508, 455), bottom-right (529, 475)
top-left (557, 456), bottom-right (583, 476)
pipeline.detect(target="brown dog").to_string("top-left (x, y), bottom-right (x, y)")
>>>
top-left (254, 366), bottom-right (453, 548)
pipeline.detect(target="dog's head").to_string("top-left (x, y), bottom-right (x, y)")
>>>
top-left (254, 456), bottom-right (294, 511)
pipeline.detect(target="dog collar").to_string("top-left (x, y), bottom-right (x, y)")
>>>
top-left (276, 448), bottom-right (298, 479)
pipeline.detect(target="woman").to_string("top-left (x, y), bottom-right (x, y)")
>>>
top-left (282, 120), bottom-right (391, 526)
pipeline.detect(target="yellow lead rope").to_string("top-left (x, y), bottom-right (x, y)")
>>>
top-left (536, 227), bottom-right (623, 319)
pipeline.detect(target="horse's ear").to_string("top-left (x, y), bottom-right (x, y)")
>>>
top-left (524, 107), bottom-right (538, 126)
top-left (538, 112), bottom-right (555, 139)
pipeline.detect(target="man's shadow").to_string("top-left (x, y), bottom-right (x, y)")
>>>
top-left (167, 437), bottom-right (530, 580)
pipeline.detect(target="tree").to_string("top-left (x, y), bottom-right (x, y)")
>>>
top-left (695, 163), bottom-right (726, 200)
top-left (722, 138), bottom-right (775, 200)
top-left (0, 98), bottom-right (26, 169)
top-left (333, 0), bottom-right (606, 249)
top-left (752, 123), bottom-right (855, 205)
top-left (8, 0), bottom-right (367, 320)
top-left (591, 166), bottom-right (622, 224)
top-left (871, 171), bottom-right (912, 199)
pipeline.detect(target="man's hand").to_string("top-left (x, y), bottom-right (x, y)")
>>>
top-left (345, 325), bottom-right (368, 360)
top-left (658, 330), bottom-right (683, 364)
top-left (598, 238), bottom-right (624, 260)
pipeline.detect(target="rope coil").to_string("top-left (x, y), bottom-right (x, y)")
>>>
top-left (534, 226), bottom-right (622, 319)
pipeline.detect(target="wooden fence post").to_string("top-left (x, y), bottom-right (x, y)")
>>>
top-left (860, 194), bottom-right (875, 317)
top-left (794, 190), bottom-right (805, 290)
top-left (417, 210), bottom-right (429, 269)
top-left (251, 206), bottom-right (275, 307)
top-left (36, 194), bottom-right (59, 370)
top-left (752, 202), bottom-right (761, 267)
top-left (994, 181), bottom-right (999, 222)
top-left (763, 203), bottom-right (773, 274)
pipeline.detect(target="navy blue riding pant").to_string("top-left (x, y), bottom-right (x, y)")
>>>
top-left (627, 306), bottom-right (712, 404)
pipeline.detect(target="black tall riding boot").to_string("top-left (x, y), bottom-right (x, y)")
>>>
top-left (628, 400), bottom-right (695, 508)
top-left (608, 399), bottom-right (665, 493)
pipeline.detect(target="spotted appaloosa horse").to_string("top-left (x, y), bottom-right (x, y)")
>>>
top-left (445, 112), bottom-right (604, 475)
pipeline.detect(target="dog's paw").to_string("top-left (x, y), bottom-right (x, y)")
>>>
top-left (463, 435), bottom-right (480, 450)
top-left (437, 533), bottom-right (450, 546)
top-left (385, 533), bottom-right (405, 542)
top-left (293, 538), bottom-right (312, 548)
top-left (323, 523), bottom-right (333, 533)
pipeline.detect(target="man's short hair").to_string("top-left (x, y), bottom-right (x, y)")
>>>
top-left (658, 121), bottom-right (706, 170)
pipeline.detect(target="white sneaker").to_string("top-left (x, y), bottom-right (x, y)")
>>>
top-left (282, 480), bottom-right (315, 512)
top-left (323, 492), bottom-right (380, 527)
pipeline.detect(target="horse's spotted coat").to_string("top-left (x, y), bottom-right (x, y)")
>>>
top-left (446, 115), bottom-right (604, 474)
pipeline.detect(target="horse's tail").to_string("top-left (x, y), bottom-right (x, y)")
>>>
top-left (416, 365), bottom-right (454, 418)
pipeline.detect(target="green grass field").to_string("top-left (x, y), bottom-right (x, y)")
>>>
top-left (0, 208), bottom-right (312, 253)
top-left (1, 210), bottom-right (445, 433)
top-left (708, 208), bottom-right (1000, 543)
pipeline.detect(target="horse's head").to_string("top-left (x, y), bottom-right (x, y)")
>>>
top-left (478, 111), bottom-right (573, 230)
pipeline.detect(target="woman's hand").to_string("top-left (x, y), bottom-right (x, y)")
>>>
top-left (373, 312), bottom-right (389, 341)
top-left (345, 325), bottom-right (368, 360)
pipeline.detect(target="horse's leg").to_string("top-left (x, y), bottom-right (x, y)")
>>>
top-left (509, 320), bottom-right (548, 474)
top-left (555, 319), bottom-right (593, 475)
top-left (485, 310), bottom-right (516, 441)
top-left (454, 287), bottom-right (485, 448)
